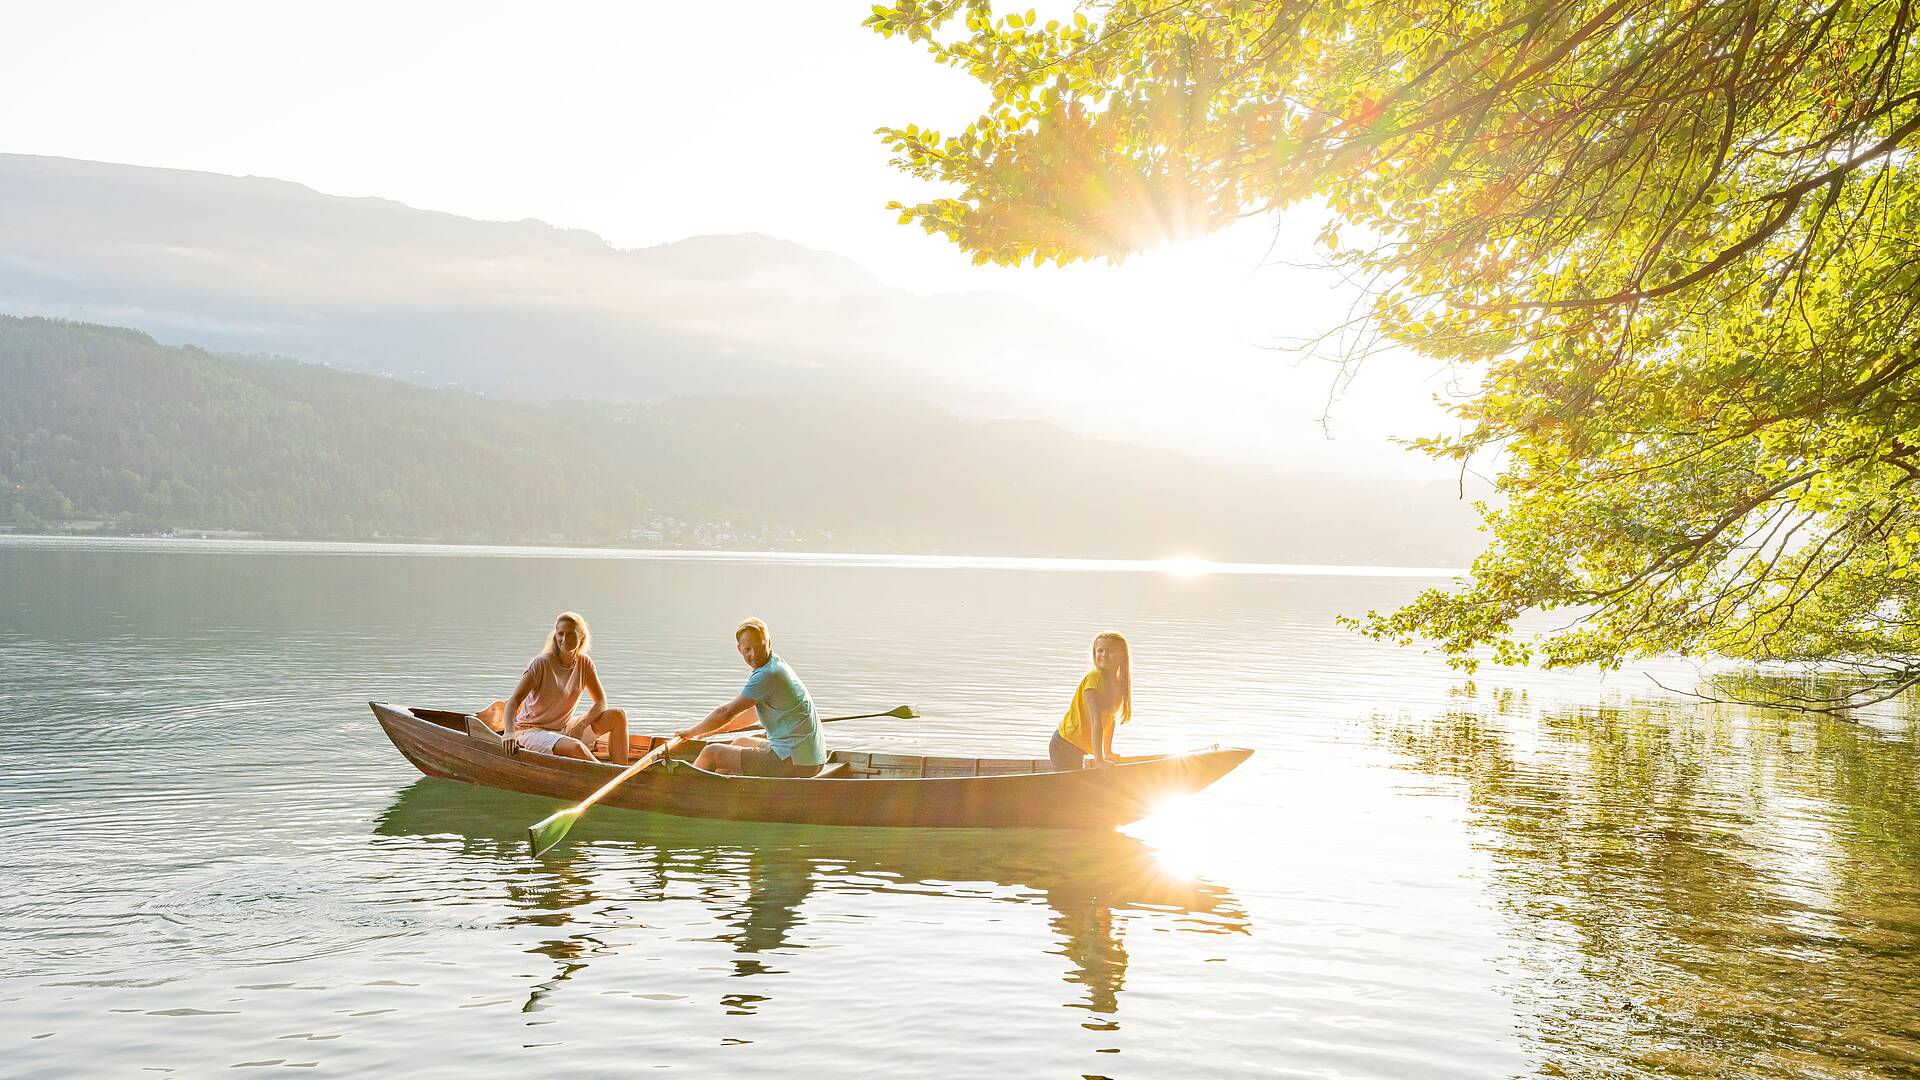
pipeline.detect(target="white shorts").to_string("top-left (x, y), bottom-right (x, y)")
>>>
top-left (511, 713), bottom-right (597, 755)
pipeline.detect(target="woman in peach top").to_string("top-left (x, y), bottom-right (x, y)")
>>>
top-left (476, 612), bottom-right (630, 764)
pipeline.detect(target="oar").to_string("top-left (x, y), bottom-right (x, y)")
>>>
top-left (525, 705), bottom-right (917, 857)
top-left (527, 735), bottom-right (684, 857)
top-left (721, 703), bottom-right (918, 738)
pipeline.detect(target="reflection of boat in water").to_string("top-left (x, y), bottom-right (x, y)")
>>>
top-left (375, 778), bottom-right (1248, 1015)
top-left (374, 777), bottom-right (1245, 916)
top-left (371, 702), bottom-right (1252, 828)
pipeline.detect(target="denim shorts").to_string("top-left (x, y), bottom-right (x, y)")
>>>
top-left (1048, 731), bottom-right (1089, 771)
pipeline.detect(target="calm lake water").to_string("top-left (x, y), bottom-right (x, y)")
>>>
top-left (3, 538), bottom-right (1918, 1077)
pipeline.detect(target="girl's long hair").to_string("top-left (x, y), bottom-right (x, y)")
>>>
top-left (544, 611), bottom-right (592, 658)
top-left (1094, 632), bottom-right (1132, 725)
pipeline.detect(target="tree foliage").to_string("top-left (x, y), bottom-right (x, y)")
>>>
top-left (869, 0), bottom-right (1920, 705)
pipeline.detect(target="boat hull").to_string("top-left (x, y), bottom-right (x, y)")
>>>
top-left (371, 702), bottom-right (1251, 829)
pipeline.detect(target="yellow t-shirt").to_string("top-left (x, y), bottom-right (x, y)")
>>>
top-left (1056, 668), bottom-right (1106, 753)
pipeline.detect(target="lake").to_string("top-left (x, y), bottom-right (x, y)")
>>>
top-left (3, 537), bottom-right (1918, 1077)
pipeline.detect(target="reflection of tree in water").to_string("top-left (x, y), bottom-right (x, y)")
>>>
top-left (1381, 689), bottom-right (1920, 1076)
top-left (374, 780), bottom-right (1247, 1028)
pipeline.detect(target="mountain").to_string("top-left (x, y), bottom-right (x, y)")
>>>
top-left (0, 153), bottom-right (1489, 562)
top-left (0, 153), bottom-right (1126, 417)
top-left (0, 316), bottom-right (1479, 562)
top-left (0, 316), bottom-right (646, 541)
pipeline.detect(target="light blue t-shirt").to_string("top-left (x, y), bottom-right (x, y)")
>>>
top-left (742, 654), bottom-right (824, 766)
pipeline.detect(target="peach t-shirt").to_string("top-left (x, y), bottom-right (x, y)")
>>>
top-left (514, 653), bottom-right (594, 731)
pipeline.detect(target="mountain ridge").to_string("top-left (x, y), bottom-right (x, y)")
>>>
top-left (0, 314), bottom-right (1479, 563)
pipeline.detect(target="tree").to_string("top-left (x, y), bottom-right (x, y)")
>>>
top-left (9, 501), bottom-right (43, 532)
top-left (868, 0), bottom-right (1920, 707)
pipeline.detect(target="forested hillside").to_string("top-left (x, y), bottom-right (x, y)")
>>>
top-left (0, 316), bottom-right (1476, 561)
top-left (0, 317), bottom-right (647, 540)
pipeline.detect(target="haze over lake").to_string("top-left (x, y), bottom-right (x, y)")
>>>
top-left (5, 538), bottom-right (1917, 1077)
top-left (8, 0), bottom-right (1918, 1075)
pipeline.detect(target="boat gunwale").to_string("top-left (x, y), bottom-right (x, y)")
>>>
top-left (370, 701), bottom-right (1253, 828)
top-left (372, 701), bottom-right (1249, 786)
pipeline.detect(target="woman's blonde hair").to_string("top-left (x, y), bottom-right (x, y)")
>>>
top-left (545, 611), bottom-right (591, 656)
top-left (1093, 632), bottom-right (1132, 725)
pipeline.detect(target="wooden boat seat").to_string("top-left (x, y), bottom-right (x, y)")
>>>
top-left (464, 714), bottom-right (505, 746)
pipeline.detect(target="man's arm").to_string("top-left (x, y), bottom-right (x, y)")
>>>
top-left (677, 694), bottom-right (757, 740)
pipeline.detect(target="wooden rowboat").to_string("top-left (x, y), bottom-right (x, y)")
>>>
top-left (370, 702), bottom-right (1252, 829)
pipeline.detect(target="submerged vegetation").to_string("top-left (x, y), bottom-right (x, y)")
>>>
top-left (868, 1), bottom-right (1920, 705)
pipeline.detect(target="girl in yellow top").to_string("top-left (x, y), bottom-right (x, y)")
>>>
top-left (1049, 632), bottom-right (1132, 770)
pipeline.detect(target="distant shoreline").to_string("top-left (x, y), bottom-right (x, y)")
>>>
top-left (0, 532), bottom-right (1464, 578)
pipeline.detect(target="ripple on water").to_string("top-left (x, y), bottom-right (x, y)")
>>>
top-left (4, 854), bottom-right (462, 983)
top-left (7, 542), bottom-right (1920, 1078)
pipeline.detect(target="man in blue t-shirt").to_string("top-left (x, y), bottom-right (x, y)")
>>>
top-left (676, 618), bottom-right (827, 777)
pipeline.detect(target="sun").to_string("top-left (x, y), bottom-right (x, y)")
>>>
top-left (1163, 555), bottom-right (1214, 578)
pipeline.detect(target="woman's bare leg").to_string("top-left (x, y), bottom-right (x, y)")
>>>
top-left (549, 736), bottom-right (597, 761)
top-left (584, 706), bottom-right (630, 765)
top-left (474, 700), bottom-right (506, 733)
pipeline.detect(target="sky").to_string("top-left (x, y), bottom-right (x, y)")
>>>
top-left (0, 0), bottom-right (1467, 477)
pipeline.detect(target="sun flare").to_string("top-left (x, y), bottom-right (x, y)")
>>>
top-left (1130, 795), bottom-right (1240, 881)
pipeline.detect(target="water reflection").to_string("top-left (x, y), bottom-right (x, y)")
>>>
top-left (374, 779), bottom-right (1247, 1027)
top-left (1382, 694), bottom-right (1920, 1076)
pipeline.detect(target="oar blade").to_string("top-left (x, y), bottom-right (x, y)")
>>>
top-left (527, 806), bottom-right (582, 858)
top-left (890, 704), bottom-right (919, 719)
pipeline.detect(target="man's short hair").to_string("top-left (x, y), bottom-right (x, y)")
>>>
top-left (735, 617), bottom-right (769, 643)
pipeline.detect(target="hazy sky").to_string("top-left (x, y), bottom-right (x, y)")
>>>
top-left (0, 1), bottom-right (1466, 475)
